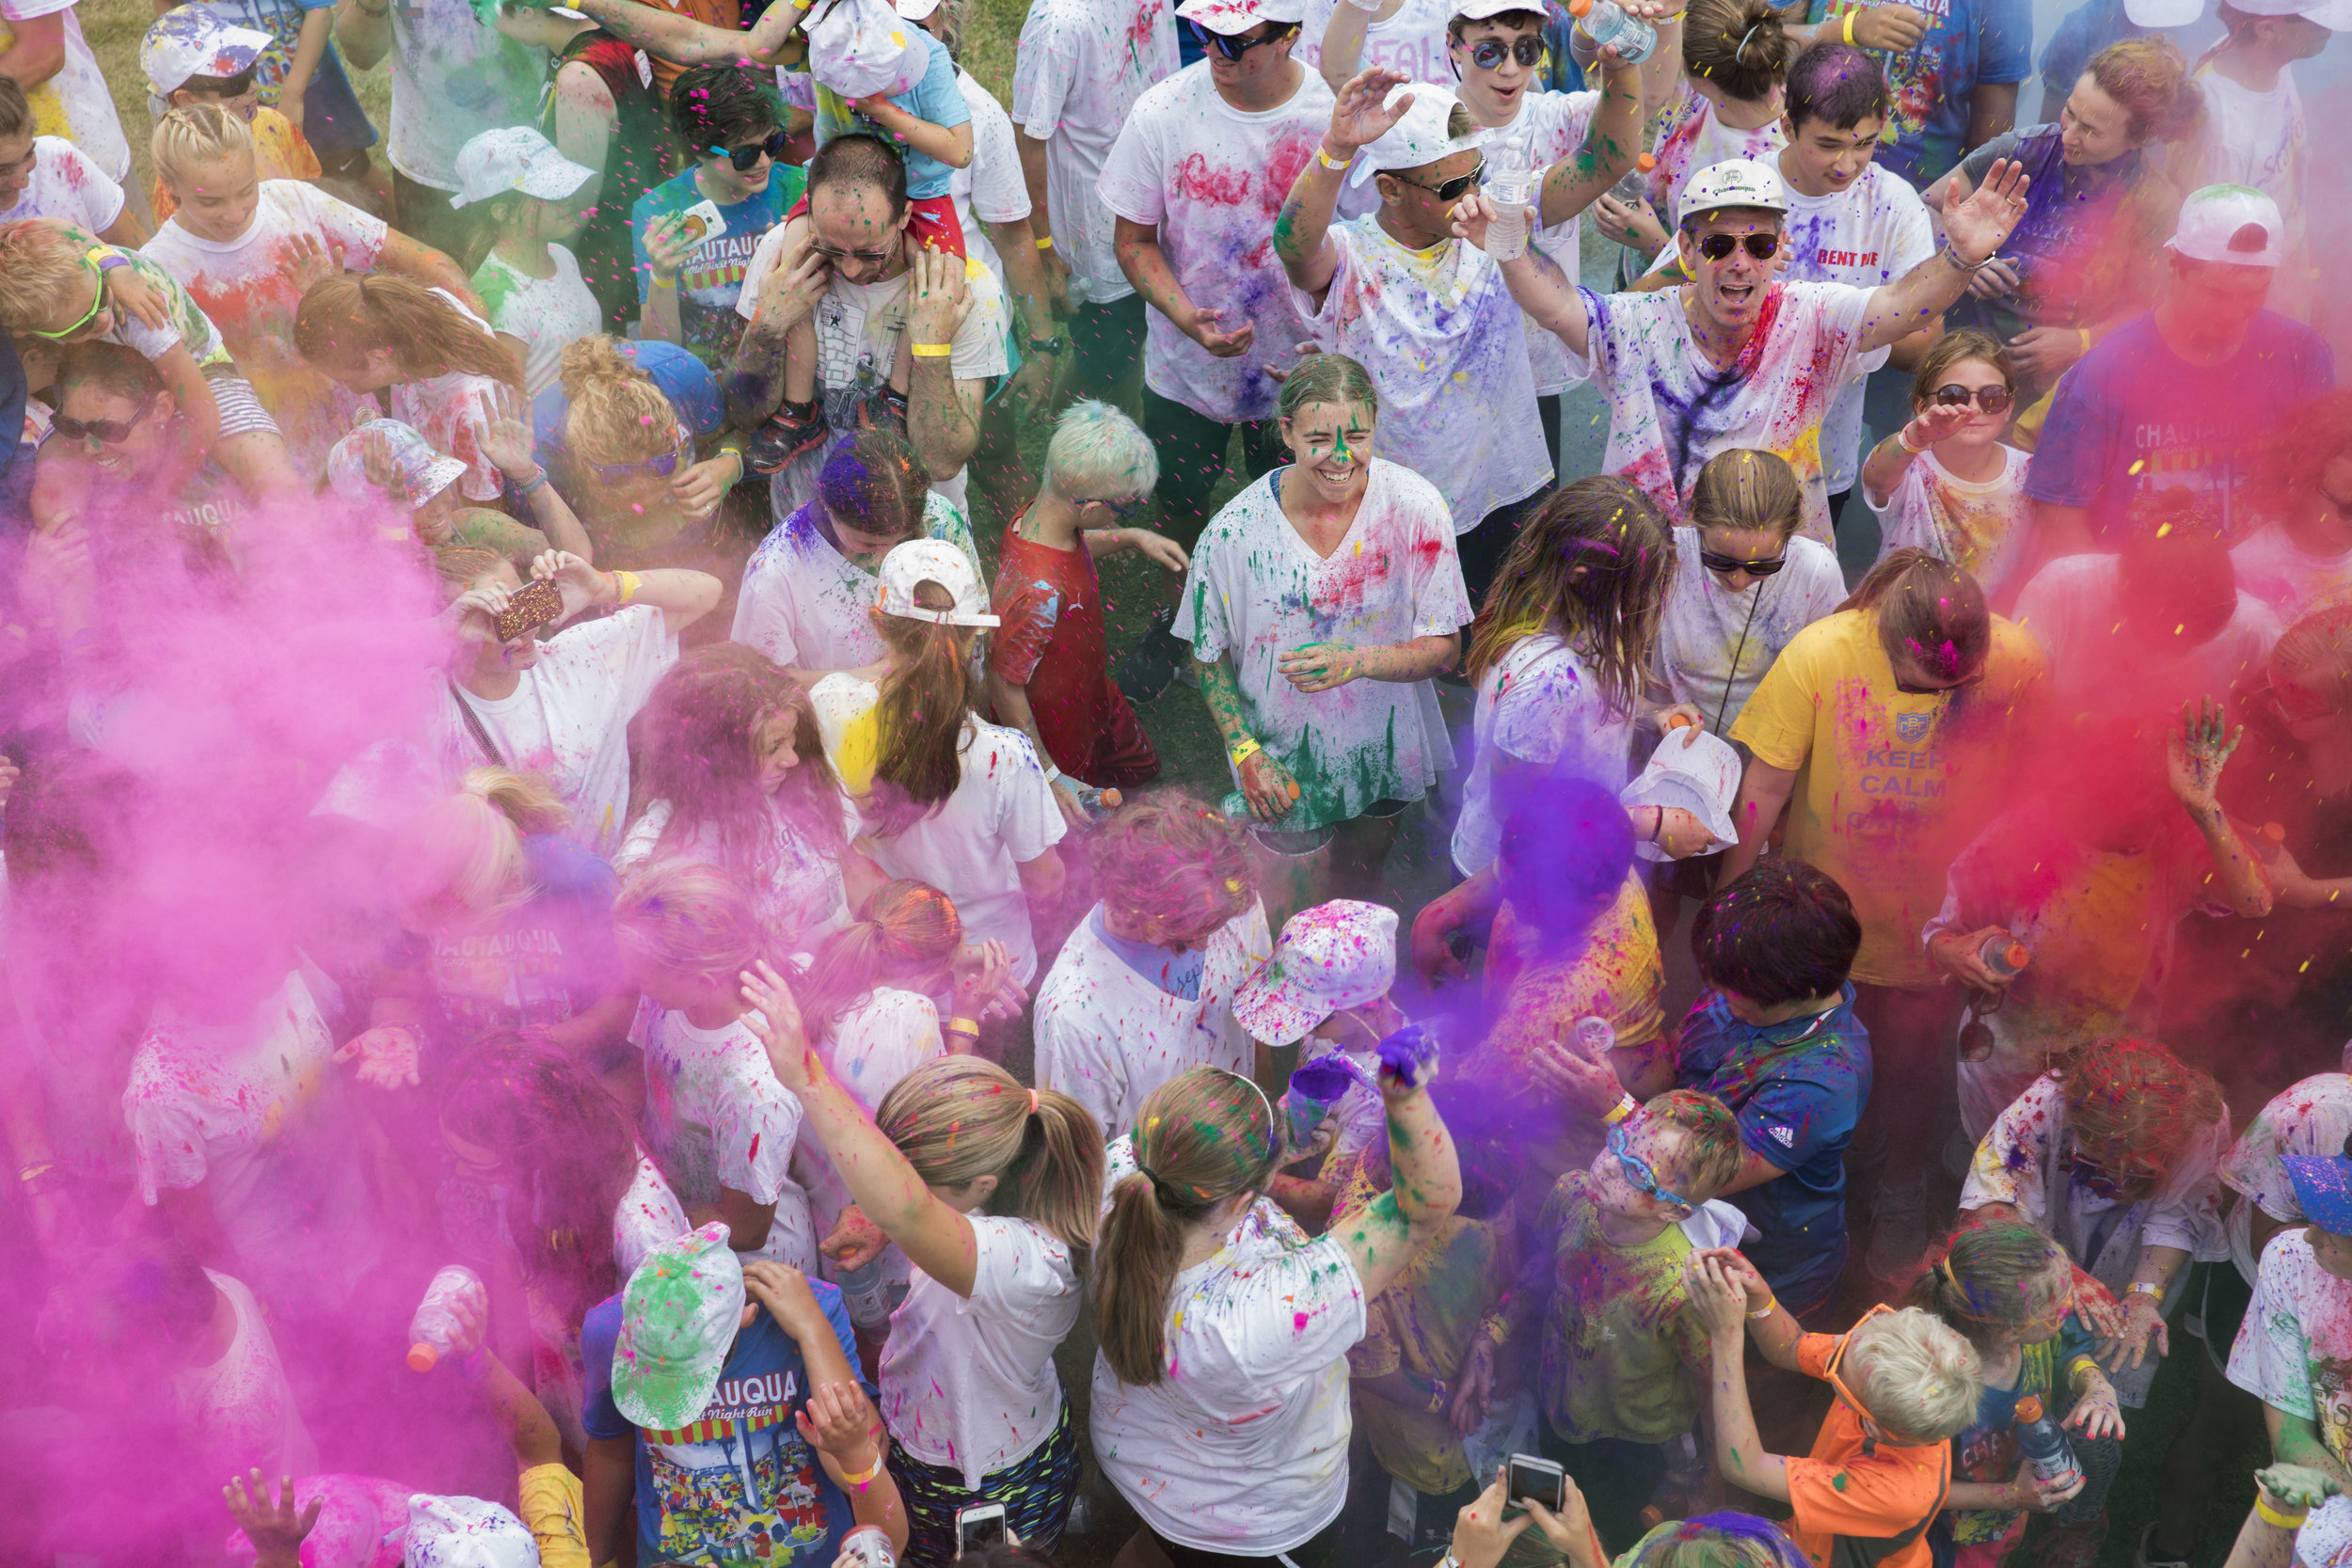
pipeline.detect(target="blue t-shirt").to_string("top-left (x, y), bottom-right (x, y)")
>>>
top-left (531, 338), bottom-right (724, 491)
top-left (2026, 310), bottom-right (2336, 542)
top-left (391, 832), bottom-right (623, 1048)
top-left (1803, 0), bottom-right (2031, 185)
top-left (815, 30), bottom-right (971, 199)
top-left (631, 165), bottom-right (806, 365)
top-left (1675, 985), bottom-right (1870, 1315)
top-left (581, 1280), bottom-right (872, 1568)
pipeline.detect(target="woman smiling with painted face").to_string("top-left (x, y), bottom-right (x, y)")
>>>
top-left (1175, 353), bottom-right (1470, 916)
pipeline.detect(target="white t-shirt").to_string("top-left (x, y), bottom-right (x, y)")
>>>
top-left (2010, 553), bottom-right (2283, 720)
top-left (439, 604), bottom-right (679, 860)
top-left (882, 1214), bottom-right (1083, 1488)
top-left (826, 988), bottom-right (945, 1114)
top-left (1656, 526), bottom-right (1847, 736)
top-left (2230, 522), bottom-right (2352, 622)
top-left (174, 1271), bottom-right (319, 1482)
top-left (613, 1147), bottom-right (692, 1282)
top-left (0, 0), bottom-right (127, 178)
top-left (2228, 1227), bottom-right (2352, 1468)
top-left (385, 0), bottom-right (542, 189)
top-left (1176, 461), bottom-right (1470, 831)
top-left (811, 681), bottom-right (1069, 986)
top-left (140, 182), bottom-right (389, 475)
top-left (2216, 1074), bottom-right (2352, 1287)
top-left (1647, 79), bottom-right (1784, 230)
top-left (1090, 1196), bottom-right (1369, 1554)
top-left (732, 491), bottom-right (979, 675)
top-left (952, 68), bottom-right (1031, 289)
top-left (2188, 69), bottom-right (2303, 235)
top-left (0, 135), bottom-right (119, 229)
top-left (122, 971), bottom-right (381, 1320)
top-left (1035, 900), bottom-right (1274, 1140)
top-left (1773, 160), bottom-right (1933, 494)
top-left (616, 793), bottom-right (860, 955)
top-left (1568, 279), bottom-right (1874, 546)
top-left (1452, 631), bottom-right (1635, 878)
top-left (1867, 445), bottom-right (2034, 602)
top-left (475, 245), bottom-right (604, 398)
top-left (1295, 0), bottom-right (1454, 89)
top-left (1097, 62), bottom-right (1333, 424)
top-left (640, 1006), bottom-right (817, 1272)
top-left (1009, 0), bottom-right (1177, 303)
top-left (1489, 89), bottom-right (1603, 396)
top-left (1295, 220), bottom-right (1550, 534)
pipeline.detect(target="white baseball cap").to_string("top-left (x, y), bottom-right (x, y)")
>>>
top-left (141, 4), bottom-right (274, 96)
top-left (877, 538), bottom-right (1000, 627)
top-left (2168, 183), bottom-right (2285, 268)
top-left (327, 420), bottom-right (469, 511)
top-left (1454, 0), bottom-right (1545, 20)
top-left (2235, 0), bottom-right (2352, 27)
top-left (895, 0), bottom-right (943, 17)
top-left (402, 1494), bottom-right (539, 1568)
top-left (1232, 900), bottom-right (1399, 1046)
top-left (611, 1222), bottom-right (745, 1431)
top-left (1176, 0), bottom-right (1306, 31)
top-left (449, 125), bottom-right (596, 210)
top-left (1351, 84), bottom-right (1490, 188)
top-left (1678, 158), bottom-right (1789, 219)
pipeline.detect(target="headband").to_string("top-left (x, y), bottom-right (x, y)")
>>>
top-left (1133, 1071), bottom-right (1282, 1206)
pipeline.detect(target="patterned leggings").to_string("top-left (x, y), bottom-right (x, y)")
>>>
top-left (885, 1400), bottom-right (1083, 1568)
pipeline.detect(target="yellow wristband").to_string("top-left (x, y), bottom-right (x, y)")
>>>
top-left (838, 1451), bottom-right (884, 1487)
top-left (1749, 1297), bottom-right (1779, 1321)
top-left (612, 569), bottom-right (641, 605)
top-left (2256, 1497), bottom-right (2311, 1530)
top-left (1602, 1093), bottom-right (1638, 1126)
top-left (1316, 146), bottom-right (1354, 171)
top-left (2077, 327), bottom-right (2092, 355)
top-left (1229, 736), bottom-right (1263, 768)
top-left (911, 342), bottom-right (953, 357)
top-left (945, 1016), bottom-right (981, 1037)
top-left (1842, 8), bottom-right (1858, 42)
top-left (1034, 234), bottom-right (1055, 250)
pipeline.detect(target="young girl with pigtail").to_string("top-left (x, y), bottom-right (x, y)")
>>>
top-left (740, 963), bottom-right (1100, 1568)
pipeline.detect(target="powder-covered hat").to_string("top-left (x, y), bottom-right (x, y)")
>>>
top-left (1679, 158), bottom-right (1789, 219)
top-left (1232, 900), bottom-right (1398, 1046)
top-left (450, 125), bottom-right (596, 210)
top-left (611, 1221), bottom-right (745, 1432)
top-left (1351, 83), bottom-right (1490, 188)
top-left (403, 1494), bottom-right (538, 1568)
top-left (2284, 1154), bottom-right (2352, 1236)
top-left (2167, 183), bottom-right (2285, 268)
top-left (142, 4), bottom-right (273, 96)
top-left (328, 420), bottom-right (469, 511)
top-left (876, 538), bottom-right (999, 627)
top-left (1176, 0), bottom-right (1307, 33)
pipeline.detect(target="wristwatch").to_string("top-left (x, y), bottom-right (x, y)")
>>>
top-left (1026, 333), bottom-right (1066, 356)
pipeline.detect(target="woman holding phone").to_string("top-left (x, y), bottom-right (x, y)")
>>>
top-left (739, 965), bottom-right (1104, 1568)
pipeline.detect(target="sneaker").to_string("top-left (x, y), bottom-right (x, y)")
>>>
top-left (1865, 1178), bottom-right (1928, 1281)
top-left (1117, 608), bottom-right (1188, 704)
top-left (746, 399), bottom-right (828, 475)
top-left (2134, 1522), bottom-right (2191, 1568)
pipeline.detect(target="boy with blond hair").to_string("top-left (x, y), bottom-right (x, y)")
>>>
top-left (1688, 1253), bottom-right (1983, 1568)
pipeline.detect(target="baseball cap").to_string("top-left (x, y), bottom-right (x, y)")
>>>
top-left (1454, 0), bottom-right (1544, 19)
top-left (142, 5), bottom-right (274, 96)
top-left (327, 420), bottom-right (469, 511)
top-left (1176, 0), bottom-right (1307, 31)
top-left (2167, 183), bottom-right (2285, 268)
top-left (611, 1222), bottom-right (746, 1431)
top-left (876, 538), bottom-right (1001, 627)
top-left (450, 125), bottom-right (596, 210)
top-left (896, 0), bottom-right (944, 16)
top-left (2284, 1154), bottom-right (2352, 1235)
top-left (403, 1495), bottom-right (538, 1568)
top-left (1350, 84), bottom-right (1490, 188)
top-left (2235, 0), bottom-right (2352, 26)
top-left (1232, 900), bottom-right (1399, 1046)
top-left (1678, 158), bottom-right (1789, 219)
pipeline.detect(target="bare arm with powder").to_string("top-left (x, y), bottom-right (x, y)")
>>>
top-left (1333, 1063), bottom-right (1461, 1299)
top-left (1275, 68), bottom-right (1417, 303)
top-left (1858, 161), bottom-right (2030, 353)
top-left (1685, 1250), bottom-right (1793, 1501)
top-left (1534, 54), bottom-right (1648, 230)
top-left (1197, 655), bottom-right (1303, 823)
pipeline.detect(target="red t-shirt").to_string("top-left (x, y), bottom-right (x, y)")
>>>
top-left (1785, 1332), bottom-right (1951, 1568)
top-left (987, 516), bottom-right (1156, 788)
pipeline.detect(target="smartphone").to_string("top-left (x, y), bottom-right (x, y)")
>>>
top-left (1505, 1453), bottom-right (1565, 1517)
top-left (492, 577), bottom-right (564, 642)
top-left (954, 1502), bottom-right (1009, 1555)
top-left (678, 198), bottom-right (727, 246)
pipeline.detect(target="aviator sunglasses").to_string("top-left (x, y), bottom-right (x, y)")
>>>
top-left (1466, 35), bottom-right (1546, 68)
top-left (55, 391), bottom-right (159, 445)
top-left (1189, 19), bottom-right (1298, 58)
top-left (1698, 549), bottom-right (1787, 577)
top-left (1932, 382), bottom-right (2014, 414)
top-left (1693, 231), bottom-right (1779, 262)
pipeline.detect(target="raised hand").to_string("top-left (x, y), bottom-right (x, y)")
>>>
top-left (2167, 696), bottom-right (2242, 816)
top-left (530, 548), bottom-right (608, 620)
top-left (278, 230), bottom-right (349, 298)
top-left (908, 243), bottom-right (975, 345)
top-left (739, 958), bottom-right (816, 1088)
top-left (471, 385), bottom-right (539, 482)
top-left (1327, 68), bottom-right (1415, 155)
top-left (1898, 398), bottom-right (1977, 452)
top-left (223, 1471), bottom-right (322, 1568)
top-left (1451, 189), bottom-right (1498, 253)
top-left (1940, 159), bottom-right (2030, 267)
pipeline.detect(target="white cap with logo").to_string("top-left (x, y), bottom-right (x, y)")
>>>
top-left (1350, 84), bottom-right (1491, 188)
top-left (1231, 900), bottom-right (1399, 1047)
top-left (2167, 182), bottom-right (2286, 268)
top-left (877, 538), bottom-right (1001, 627)
top-left (1677, 158), bottom-right (1789, 219)
top-left (449, 126), bottom-right (596, 210)
top-left (1176, 0), bottom-right (1307, 33)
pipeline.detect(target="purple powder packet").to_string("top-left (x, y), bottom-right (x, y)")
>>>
top-left (1287, 1056), bottom-right (1356, 1146)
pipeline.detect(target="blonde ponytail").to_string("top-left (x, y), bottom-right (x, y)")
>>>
top-left (875, 1057), bottom-right (1105, 1268)
top-left (391, 767), bottom-right (566, 928)
top-left (152, 103), bottom-right (254, 194)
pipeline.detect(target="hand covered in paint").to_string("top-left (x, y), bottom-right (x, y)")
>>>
top-left (1184, 306), bottom-right (1256, 358)
top-left (796, 1376), bottom-right (884, 1469)
top-left (1691, 1245), bottom-right (1774, 1310)
top-left (744, 1259), bottom-right (828, 1338)
top-left (2006, 325), bottom-right (2084, 382)
top-left (642, 212), bottom-right (698, 286)
top-left (1963, 255), bottom-right (2023, 299)
top-left (2062, 1374), bottom-right (2125, 1441)
top-left (1849, 3), bottom-right (1928, 49)
top-left (1928, 926), bottom-right (2020, 990)
top-left (332, 1023), bottom-right (423, 1088)
top-left (1680, 1249), bottom-right (1753, 1341)
top-left (2007, 1456), bottom-right (2086, 1513)
top-left (1327, 67), bottom-right (1416, 155)
top-left (2099, 1287), bottom-right (2169, 1372)
top-left (1591, 191), bottom-right (1668, 252)
top-left (1939, 158), bottom-right (2031, 268)
top-left (1449, 1337), bottom-right (1496, 1437)
top-left (470, 384), bottom-right (538, 482)
top-left (2167, 696), bottom-right (2242, 816)
top-left (1279, 641), bottom-right (1363, 693)
top-left (224, 1471), bottom-right (324, 1568)
top-left (739, 958), bottom-right (816, 1089)
top-left (821, 1204), bottom-right (889, 1271)
top-left (2257, 1465), bottom-right (2344, 1513)
top-left (96, 252), bottom-right (169, 333)
top-left (1525, 1022), bottom-right (1625, 1116)
top-left (2070, 1271), bottom-right (2124, 1338)
top-left (671, 452), bottom-right (742, 522)
top-left (1236, 744), bottom-right (1302, 821)
top-left (907, 242), bottom-right (974, 345)
top-left (277, 230), bottom-right (349, 300)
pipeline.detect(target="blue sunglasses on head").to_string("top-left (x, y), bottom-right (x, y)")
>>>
top-left (1607, 1120), bottom-right (1692, 1212)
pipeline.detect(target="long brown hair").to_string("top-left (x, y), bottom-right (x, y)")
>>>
top-left (294, 273), bottom-right (522, 387)
top-left (876, 1056), bottom-right (1105, 1268)
top-left (795, 879), bottom-right (962, 1030)
top-left (1901, 1220), bottom-right (2071, 1354)
top-left (1689, 448), bottom-right (1802, 542)
top-left (1095, 1069), bottom-right (1284, 1386)
top-left (868, 578), bottom-right (981, 832)
top-left (1839, 547), bottom-right (1990, 685)
top-left (1684, 0), bottom-right (1791, 103)
top-left (612, 860), bottom-right (771, 982)
top-left (1463, 476), bottom-right (1674, 716)
top-left (2048, 1036), bottom-right (2224, 1201)
top-left (636, 644), bottom-right (849, 896)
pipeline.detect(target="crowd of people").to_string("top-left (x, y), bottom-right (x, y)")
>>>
top-left (0, 0), bottom-right (2350, 1561)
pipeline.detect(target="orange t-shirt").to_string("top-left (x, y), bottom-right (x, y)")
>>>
top-left (1784, 1332), bottom-right (1951, 1568)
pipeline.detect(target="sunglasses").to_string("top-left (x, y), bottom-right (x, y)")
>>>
top-left (29, 257), bottom-right (108, 341)
top-left (1466, 35), bottom-right (1545, 68)
top-left (1389, 158), bottom-right (1486, 203)
top-left (1825, 1303), bottom-right (1895, 1439)
top-left (1893, 666), bottom-right (1987, 697)
top-left (812, 239), bottom-right (894, 265)
top-left (1606, 1122), bottom-right (1692, 1212)
top-left (1698, 549), bottom-right (1787, 577)
top-left (1189, 18), bottom-right (1297, 57)
top-left (1079, 493), bottom-right (1149, 519)
top-left (1932, 382), bottom-right (2014, 415)
top-left (589, 440), bottom-right (688, 486)
top-left (709, 129), bottom-right (788, 172)
top-left (1693, 231), bottom-right (1779, 262)
top-left (54, 391), bottom-right (158, 445)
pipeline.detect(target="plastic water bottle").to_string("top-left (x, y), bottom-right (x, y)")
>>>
top-left (1574, 1016), bottom-right (1615, 1055)
top-left (1570, 0), bottom-right (1658, 63)
top-left (406, 1263), bottom-right (486, 1372)
top-left (834, 1256), bottom-right (895, 1332)
top-left (1976, 932), bottom-right (2031, 982)
top-left (1071, 781), bottom-right (1123, 822)
top-left (2011, 1395), bottom-right (2083, 1491)
top-left (1610, 150), bottom-right (1658, 205)
top-left (1485, 144), bottom-right (1534, 262)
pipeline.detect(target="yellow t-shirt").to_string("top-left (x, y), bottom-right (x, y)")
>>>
top-left (516, 1462), bottom-right (591, 1568)
top-left (1729, 608), bottom-right (2044, 990)
top-left (151, 107), bottom-right (322, 223)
